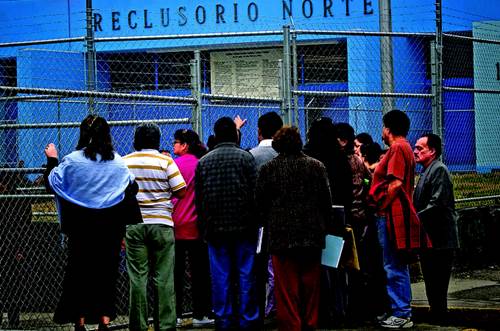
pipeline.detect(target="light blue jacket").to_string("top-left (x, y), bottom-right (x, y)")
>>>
top-left (48, 150), bottom-right (134, 209)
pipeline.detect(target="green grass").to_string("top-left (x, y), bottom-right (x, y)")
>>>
top-left (452, 172), bottom-right (500, 209)
top-left (30, 172), bottom-right (500, 221)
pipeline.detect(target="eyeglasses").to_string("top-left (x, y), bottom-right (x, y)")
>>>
top-left (173, 140), bottom-right (182, 145)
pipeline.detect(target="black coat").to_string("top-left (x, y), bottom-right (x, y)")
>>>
top-left (414, 160), bottom-right (459, 249)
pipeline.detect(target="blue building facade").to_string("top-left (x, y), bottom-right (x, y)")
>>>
top-left (1, 0), bottom-right (499, 172)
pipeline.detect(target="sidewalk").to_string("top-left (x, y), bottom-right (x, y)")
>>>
top-left (411, 275), bottom-right (500, 329)
top-left (176, 274), bottom-right (500, 331)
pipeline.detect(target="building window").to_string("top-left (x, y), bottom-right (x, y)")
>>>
top-left (298, 42), bottom-right (348, 83)
top-left (0, 59), bottom-right (17, 95)
top-left (443, 32), bottom-right (473, 78)
top-left (157, 52), bottom-right (193, 90)
top-left (104, 52), bottom-right (192, 91)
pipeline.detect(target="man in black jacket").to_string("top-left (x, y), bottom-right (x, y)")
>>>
top-left (414, 133), bottom-right (459, 323)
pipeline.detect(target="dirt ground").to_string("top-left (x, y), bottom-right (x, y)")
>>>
top-left (453, 265), bottom-right (500, 282)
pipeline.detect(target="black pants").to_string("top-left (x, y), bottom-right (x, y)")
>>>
top-left (174, 239), bottom-right (212, 319)
top-left (420, 249), bottom-right (454, 316)
top-left (54, 219), bottom-right (124, 324)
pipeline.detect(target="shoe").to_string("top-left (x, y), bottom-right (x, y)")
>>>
top-left (192, 316), bottom-right (215, 327)
top-left (176, 317), bottom-right (193, 328)
top-left (380, 315), bottom-right (414, 328)
top-left (376, 312), bottom-right (389, 322)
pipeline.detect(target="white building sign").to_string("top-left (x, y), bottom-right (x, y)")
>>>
top-left (210, 48), bottom-right (281, 99)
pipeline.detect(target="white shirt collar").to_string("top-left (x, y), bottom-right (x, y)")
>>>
top-left (258, 139), bottom-right (273, 147)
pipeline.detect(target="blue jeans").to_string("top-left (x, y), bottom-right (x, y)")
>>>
top-left (376, 216), bottom-right (412, 318)
top-left (208, 239), bottom-right (259, 330)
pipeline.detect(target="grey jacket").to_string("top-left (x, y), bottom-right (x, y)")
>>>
top-left (414, 159), bottom-right (459, 249)
top-left (250, 139), bottom-right (278, 169)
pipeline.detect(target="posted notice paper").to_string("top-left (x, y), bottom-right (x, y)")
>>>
top-left (321, 234), bottom-right (345, 268)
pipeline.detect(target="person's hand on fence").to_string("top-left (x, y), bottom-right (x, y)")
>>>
top-left (234, 115), bottom-right (247, 130)
top-left (44, 143), bottom-right (58, 159)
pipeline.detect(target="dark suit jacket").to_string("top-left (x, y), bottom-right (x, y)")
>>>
top-left (414, 159), bottom-right (459, 249)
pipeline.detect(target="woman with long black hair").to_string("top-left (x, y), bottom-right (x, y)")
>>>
top-left (44, 115), bottom-right (140, 331)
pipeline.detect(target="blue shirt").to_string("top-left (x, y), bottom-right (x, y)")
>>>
top-left (48, 150), bottom-right (134, 209)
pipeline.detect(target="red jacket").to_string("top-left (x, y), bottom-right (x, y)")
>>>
top-left (369, 180), bottom-right (432, 250)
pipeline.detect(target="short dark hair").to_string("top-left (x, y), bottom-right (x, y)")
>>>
top-left (272, 126), bottom-right (303, 155)
top-left (134, 123), bottom-right (161, 151)
top-left (383, 109), bottom-right (410, 137)
top-left (258, 112), bottom-right (283, 139)
top-left (335, 122), bottom-right (355, 152)
top-left (355, 132), bottom-right (373, 145)
top-left (214, 117), bottom-right (238, 144)
top-left (206, 134), bottom-right (217, 151)
top-left (76, 115), bottom-right (115, 161)
top-left (421, 133), bottom-right (442, 158)
top-left (361, 142), bottom-right (383, 165)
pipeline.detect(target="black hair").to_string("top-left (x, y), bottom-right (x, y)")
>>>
top-left (361, 142), bottom-right (383, 165)
top-left (206, 135), bottom-right (217, 151)
top-left (272, 126), bottom-right (303, 155)
top-left (214, 117), bottom-right (238, 144)
top-left (355, 132), bottom-right (373, 145)
top-left (133, 123), bottom-right (161, 151)
top-left (382, 109), bottom-right (410, 137)
top-left (421, 133), bottom-right (442, 158)
top-left (303, 117), bottom-right (353, 208)
top-left (76, 115), bottom-right (115, 161)
top-left (258, 111), bottom-right (283, 139)
top-left (335, 122), bottom-right (355, 153)
top-left (174, 129), bottom-right (207, 159)
top-left (306, 117), bottom-right (336, 151)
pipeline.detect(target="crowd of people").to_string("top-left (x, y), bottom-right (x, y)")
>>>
top-left (42, 109), bottom-right (459, 331)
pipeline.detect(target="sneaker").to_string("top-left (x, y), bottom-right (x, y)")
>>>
top-left (176, 317), bottom-right (193, 328)
top-left (192, 316), bottom-right (215, 327)
top-left (376, 312), bottom-right (389, 322)
top-left (380, 315), bottom-right (414, 328)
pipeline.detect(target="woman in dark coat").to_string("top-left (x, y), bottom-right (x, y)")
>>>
top-left (255, 126), bottom-right (333, 331)
top-left (44, 115), bottom-right (139, 331)
top-left (303, 117), bottom-right (353, 213)
top-left (303, 117), bottom-right (353, 327)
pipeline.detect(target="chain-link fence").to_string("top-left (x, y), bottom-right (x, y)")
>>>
top-left (1, 2), bottom-right (500, 330)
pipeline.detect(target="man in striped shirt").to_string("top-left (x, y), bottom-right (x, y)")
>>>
top-left (123, 123), bottom-right (186, 331)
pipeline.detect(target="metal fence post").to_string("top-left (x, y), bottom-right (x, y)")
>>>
top-left (292, 31), bottom-right (299, 128)
top-left (0, 98), bottom-right (4, 164)
top-left (190, 50), bottom-right (202, 137)
top-left (282, 25), bottom-right (293, 125)
top-left (432, 0), bottom-right (444, 147)
top-left (379, 0), bottom-right (395, 114)
top-left (278, 59), bottom-right (284, 119)
top-left (85, 0), bottom-right (96, 114)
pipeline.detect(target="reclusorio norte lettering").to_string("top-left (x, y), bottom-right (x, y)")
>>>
top-left (94, 0), bottom-right (374, 32)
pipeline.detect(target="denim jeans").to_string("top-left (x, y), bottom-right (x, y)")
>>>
top-left (376, 216), bottom-right (412, 318)
top-left (208, 239), bottom-right (259, 330)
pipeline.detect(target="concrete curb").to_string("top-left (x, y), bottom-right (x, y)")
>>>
top-left (412, 304), bottom-right (500, 329)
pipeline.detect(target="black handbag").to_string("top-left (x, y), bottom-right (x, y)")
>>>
top-left (121, 181), bottom-right (143, 225)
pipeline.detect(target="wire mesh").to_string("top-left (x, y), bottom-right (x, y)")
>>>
top-left (0, 5), bottom-right (500, 329)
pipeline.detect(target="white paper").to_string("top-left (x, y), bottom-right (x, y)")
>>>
top-left (256, 227), bottom-right (264, 254)
top-left (321, 234), bottom-right (345, 268)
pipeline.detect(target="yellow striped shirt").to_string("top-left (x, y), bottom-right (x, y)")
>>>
top-left (123, 149), bottom-right (186, 226)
